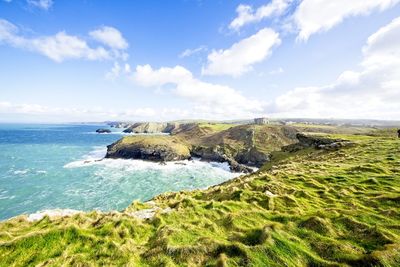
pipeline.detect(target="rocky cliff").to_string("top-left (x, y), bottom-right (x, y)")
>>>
top-left (107, 123), bottom-right (300, 173)
top-left (283, 133), bottom-right (354, 152)
top-left (123, 122), bottom-right (169, 133)
top-left (106, 136), bottom-right (191, 161)
top-left (122, 122), bottom-right (200, 134)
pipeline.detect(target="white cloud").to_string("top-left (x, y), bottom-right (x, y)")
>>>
top-left (133, 64), bottom-right (193, 87)
top-left (0, 19), bottom-right (128, 62)
top-left (179, 45), bottom-right (207, 58)
top-left (0, 101), bottom-right (163, 122)
top-left (269, 67), bottom-right (284, 75)
top-left (105, 62), bottom-right (132, 80)
top-left (132, 64), bottom-right (265, 119)
top-left (122, 107), bottom-right (156, 117)
top-left (32, 32), bottom-right (111, 62)
top-left (0, 100), bottom-right (234, 122)
top-left (294, 0), bottom-right (400, 41)
top-left (124, 63), bottom-right (131, 73)
top-left (105, 62), bottom-right (122, 80)
top-left (230, 0), bottom-right (292, 31)
top-left (202, 28), bottom-right (281, 77)
top-left (271, 16), bottom-right (400, 119)
top-left (89, 26), bottom-right (128, 50)
top-left (27, 0), bottom-right (53, 10)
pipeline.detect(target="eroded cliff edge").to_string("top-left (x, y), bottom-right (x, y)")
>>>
top-left (106, 123), bottom-right (300, 173)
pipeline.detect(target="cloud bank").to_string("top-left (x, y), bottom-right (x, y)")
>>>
top-left (132, 64), bottom-right (265, 118)
top-left (294, 0), bottom-right (400, 41)
top-left (272, 16), bottom-right (400, 119)
top-left (0, 19), bottom-right (127, 62)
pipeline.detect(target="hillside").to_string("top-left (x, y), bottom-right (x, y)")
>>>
top-left (106, 135), bottom-right (191, 161)
top-left (1, 130), bottom-right (399, 266)
top-left (107, 124), bottom-right (299, 172)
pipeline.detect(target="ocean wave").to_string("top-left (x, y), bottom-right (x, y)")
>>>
top-left (65, 157), bottom-right (235, 173)
top-left (13, 169), bottom-right (29, 175)
top-left (63, 146), bottom-right (106, 168)
top-left (64, 147), bottom-right (239, 175)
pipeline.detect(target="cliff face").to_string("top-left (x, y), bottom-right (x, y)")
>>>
top-left (106, 136), bottom-right (191, 161)
top-left (108, 123), bottom-right (300, 172)
top-left (122, 122), bottom-right (199, 134)
top-left (123, 122), bottom-right (168, 133)
top-left (115, 122), bottom-right (356, 172)
top-left (283, 133), bottom-right (354, 152)
top-left (190, 125), bottom-right (298, 168)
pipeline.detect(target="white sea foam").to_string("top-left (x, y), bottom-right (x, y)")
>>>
top-left (75, 158), bottom-right (225, 172)
top-left (27, 209), bottom-right (82, 222)
top-left (13, 169), bottom-right (29, 175)
top-left (86, 146), bottom-right (108, 160)
top-left (64, 153), bottom-right (239, 177)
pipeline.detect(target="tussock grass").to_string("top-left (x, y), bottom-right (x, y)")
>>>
top-left (1, 130), bottom-right (400, 266)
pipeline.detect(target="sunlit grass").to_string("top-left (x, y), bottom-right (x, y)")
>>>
top-left (1, 129), bottom-right (399, 266)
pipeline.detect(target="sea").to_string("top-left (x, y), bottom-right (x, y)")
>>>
top-left (0, 123), bottom-right (240, 220)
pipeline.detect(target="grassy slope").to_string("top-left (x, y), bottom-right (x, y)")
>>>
top-left (107, 135), bottom-right (191, 158)
top-left (1, 131), bottom-right (400, 266)
top-left (198, 123), bottom-right (237, 132)
top-left (183, 124), bottom-right (298, 163)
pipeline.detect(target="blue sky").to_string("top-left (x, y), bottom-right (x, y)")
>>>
top-left (1, 0), bottom-right (400, 122)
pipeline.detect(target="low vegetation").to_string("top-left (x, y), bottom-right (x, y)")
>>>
top-left (106, 135), bottom-right (191, 161)
top-left (108, 123), bottom-right (299, 172)
top-left (0, 128), bottom-right (399, 266)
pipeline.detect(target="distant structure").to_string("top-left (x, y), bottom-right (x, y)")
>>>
top-left (254, 117), bottom-right (269, 125)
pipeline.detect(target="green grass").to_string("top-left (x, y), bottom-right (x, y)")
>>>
top-left (290, 123), bottom-right (377, 135)
top-left (108, 135), bottom-right (191, 158)
top-left (198, 123), bottom-right (237, 132)
top-left (1, 130), bottom-right (400, 266)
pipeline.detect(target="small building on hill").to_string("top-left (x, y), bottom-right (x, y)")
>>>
top-left (254, 117), bottom-right (269, 125)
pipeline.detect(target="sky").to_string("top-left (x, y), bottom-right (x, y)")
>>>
top-left (0, 0), bottom-right (400, 122)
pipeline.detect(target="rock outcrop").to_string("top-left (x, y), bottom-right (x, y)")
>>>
top-left (191, 146), bottom-right (254, 173)
top-left (122, 122), bottom-right (198, 134)
top-left (123, 122), bottom-right (168, 134)
top-left (96, 128), bottom-right (111, 134)
top-left (283, 133), bottom-right (354, 152)
top-left (106, 136), bottom-right (191, 161)
top-left (106, 124), bottom-right (300, 173)
top-left (107, 122), bottom-right (132, 128)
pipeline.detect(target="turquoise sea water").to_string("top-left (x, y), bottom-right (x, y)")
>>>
top-left (0, 124), bottom-right (238, 220)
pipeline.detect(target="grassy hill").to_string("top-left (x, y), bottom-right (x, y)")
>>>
top-left (0, 129), bottom-right (399, 266)
top-left (108, 123), bottom-right (300, 172)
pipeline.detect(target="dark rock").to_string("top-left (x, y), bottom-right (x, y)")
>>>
top-left (96, 128), bottom-right (111, 134)
top-left (106, 145), bottom-right (190, 161)
top-left (235, 147), bottom-right (271, 168)
top-left (283, 133), bottom-right (354, 152)
top-left (191, 146), bottom-right (254, 173)
top-left (105, 137), bottom-right (191, 162)
top-left (123, 128), bottom-right (133, 133)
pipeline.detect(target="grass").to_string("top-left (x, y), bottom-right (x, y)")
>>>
top-left (1, 129), bottom-right (400, 266)
top-left (198, 123), bottom-right (237, 132)
top-left (107, 135), bottom-right (191, 159)
top-left (290, 123), bottom-right (376, 135)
